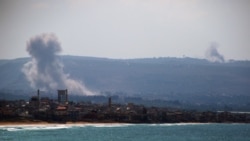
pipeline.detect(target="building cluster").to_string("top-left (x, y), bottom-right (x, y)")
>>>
top-left (1, 89), bottom-right (250, 123)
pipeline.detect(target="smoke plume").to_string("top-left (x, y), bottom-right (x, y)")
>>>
top-left (22, 33), bottom-right (95, 95)
top-left (205, 43), bottom-right (225, 63)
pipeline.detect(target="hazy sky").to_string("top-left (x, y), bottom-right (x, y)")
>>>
top-left (1, 0), bottom-right (250, 60)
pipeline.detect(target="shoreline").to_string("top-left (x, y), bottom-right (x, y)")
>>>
top-left (0, 121), bottom-right (126, 126)
top-left (0, 121), bottom-right (248, 127)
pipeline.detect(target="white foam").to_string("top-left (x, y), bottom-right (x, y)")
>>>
top-left (0, 123), bottom-right (134, 131)
top-left (0, 124), bottom-right (70, 132)
top-left (146, 123), bottom-right (211, 127)
top-left (0, 123), bottom-right (211, 131)
top-left (84, 123), bottom-right (132, 128)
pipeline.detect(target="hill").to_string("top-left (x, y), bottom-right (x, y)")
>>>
top-left (0, 56), bottom-right (250, 110)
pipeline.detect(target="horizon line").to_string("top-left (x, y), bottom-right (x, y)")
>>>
top-left (0, 55), bottom-right (249, 62)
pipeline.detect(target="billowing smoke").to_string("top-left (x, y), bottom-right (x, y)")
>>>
top-left (22, 33), bottom-right (95, 95)
top-left (205, 43), bottom-right (225, 63)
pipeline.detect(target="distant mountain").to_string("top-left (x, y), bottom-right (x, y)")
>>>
top-left (1, 56), bottom-right (250, 108)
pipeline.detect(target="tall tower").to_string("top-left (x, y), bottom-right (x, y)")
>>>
top-left (37, 89), bottom-right (40, 108)
top-left (58, 89), bottom-right (68, 105)
top-left (108, 97), bottom-right (112, 108)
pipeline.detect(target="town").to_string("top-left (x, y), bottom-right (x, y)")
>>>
top-left (1, 89), bottom-right (250, 123)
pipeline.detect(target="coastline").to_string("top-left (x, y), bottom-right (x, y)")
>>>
top-left (1, 121), bottom-right (249, 130)
top-left (1, 121), bottom-right (248, 127)
top-left (0, 121), bottom-right (126, 127)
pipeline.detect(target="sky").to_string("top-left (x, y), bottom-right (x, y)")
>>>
top-left (0, 0), bottom-right (250, 60)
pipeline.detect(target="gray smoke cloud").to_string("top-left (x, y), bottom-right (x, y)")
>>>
top-left (22, 33), bottom-right (95, 95)
top-left (205, 43), bottom-right (225, 63)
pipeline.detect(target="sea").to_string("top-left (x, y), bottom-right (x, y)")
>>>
top-left (0, 123), bottom-right (250, 141)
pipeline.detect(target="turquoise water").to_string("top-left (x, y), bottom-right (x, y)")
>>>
top-left (1, 123), bottom-right (250, 141)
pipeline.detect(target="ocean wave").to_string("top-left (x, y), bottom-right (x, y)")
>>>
top-left (66, 123), bottom-right (133, 128)
top-left (83, 123), bottom-right (132, 128)
top-left (0, 123), bottom-right (133, 131)
top-left (0, 125), bottom-right (70, 132)
top-left (70, 123), bottom-right (209, 128)
top-left (147, 123), bottom-right (211, 126)
top-left (0, 123), bottom-right (211, 131)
